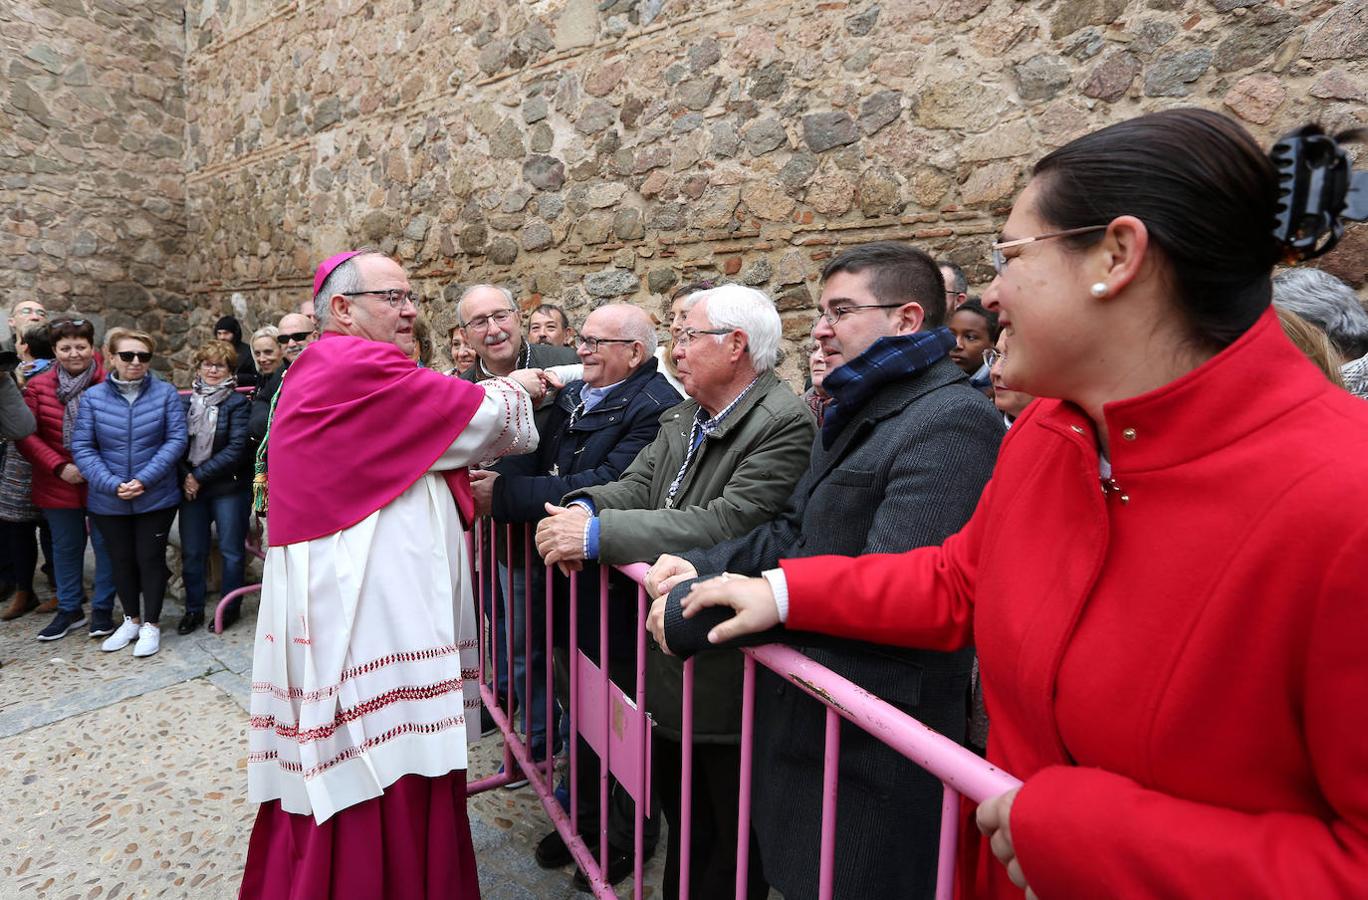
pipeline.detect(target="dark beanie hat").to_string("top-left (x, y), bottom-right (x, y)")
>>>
top-left (215, 316), bottom-right (242, 341)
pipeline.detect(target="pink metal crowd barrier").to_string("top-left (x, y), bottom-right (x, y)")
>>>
top-left (469, 521), bottom-right (1021, 900)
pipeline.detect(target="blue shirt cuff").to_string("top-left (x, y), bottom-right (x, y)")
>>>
top-left (585, 517), bottom-right (600, 560)
top-left (569, 498), bottom-right (597, 515)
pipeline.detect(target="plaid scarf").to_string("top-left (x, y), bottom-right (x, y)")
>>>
top-left (820, 327), bottom-right (955, 448)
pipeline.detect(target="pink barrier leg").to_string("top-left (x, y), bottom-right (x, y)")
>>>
top-left (523, 526), bottom-right (533, 745)
top-left (633, 585), bottom-right (648, 900)
top-left (734, 653), bottom-right (756, 899)
top-left (212, 584), bottom-right (261, 633)
top-left (503, 524), bottom-right (516, 780)
top-left (936, 786), bottom-right (961, 900)
top-left (817, 708), bottom-right (841, 900)
top-left (680, 657), bottom-right (694, 900)
top-left (599, 571), bottom-right (610, 882)
top-left (545, 558), bottom-right (556, 787)
top-left (569, 571), bottom-right (580, 835)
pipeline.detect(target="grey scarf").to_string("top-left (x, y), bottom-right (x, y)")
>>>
top-left (55, 364), bottom-right (96, 451)
top-left (188, 377), bottom-right (236, 466)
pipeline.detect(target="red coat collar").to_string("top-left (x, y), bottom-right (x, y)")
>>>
top-left (1032, 307), bottom-right (1327, 473)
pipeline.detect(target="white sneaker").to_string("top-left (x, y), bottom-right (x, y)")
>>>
top-left (101, 617), bottom-right (141, 652)
top-left (132, 623), bottom-right (161, 658)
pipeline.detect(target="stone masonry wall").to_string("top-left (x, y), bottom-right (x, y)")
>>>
top-left (95, 1), bottom-right (1368, 381)
top-left (0, 0), bottom-right (188, 370)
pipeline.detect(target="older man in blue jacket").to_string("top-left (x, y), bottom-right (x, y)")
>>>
top-left (471, 301), bottom-right (680, 882)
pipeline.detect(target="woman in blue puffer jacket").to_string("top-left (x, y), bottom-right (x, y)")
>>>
top-left (72, 329), bottom-right (187, 659)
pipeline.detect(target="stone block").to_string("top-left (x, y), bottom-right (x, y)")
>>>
top-left (1303, 0), bottom-right (1367, 61)
top-left (523, 155), bottom-right (566, 191)
top-left (741, 181), bottom-right (796, 222)
top-left (859, 90), bottom-right (902, 135)
top-left (678, 76), bottom-right (720, 111)
top-left (1143, 50), bottom-right (1214, 97)
top-left (915, 80), bottom-right (1006, 132)
top-left (522, 221), bottom-right (554, 251)
top-left (689, 38), bottom-right (722, 72)
top-left (648, 268), bottom-right (679, 293)
top-left (858, 166), bottom-right (903, 217)
top-left (807, 170), bottom-right (855, 215)
top-left (585, 269), bottom-right (640, 297)
top-left (802, 111), bottom-right (859, 153)
top-left (743, 117), bottom-right (788, 156)
top-left (585, 60), bottom-right (626, 98)
top-left (692, 187), bottom-right (740, 229)
top-left (846, 4), bottom-right (880, 36)
top-left (1014, 55), bottom-right (1072, 102)
top-left (490, 119), bottom-right (525, 158)
top-left (740, 258), bottom-right (773, 286)
top-left (578, 212), bottom-right (613, 244)
top-left (576, 100), bottom-right (616, 134)
top-left (488, 236), bottom-right (519, 266)
top-left (960, 161), bottom-right (1019, 206)
top-left (1310, 69), bottom-right (1367, 102)
top-left (460, 223), bottom-right (488, 253)
top-left (1214, 9), bottom-right (1298, 72)
top-left (613, 208), bottom-right (644, 240)
top-left (1081, 51), bottom-right (1141, 102)
top-left (1222, 74), bottom-right (1286, 124)
top-left (523, 96), bottom-right (548, 124)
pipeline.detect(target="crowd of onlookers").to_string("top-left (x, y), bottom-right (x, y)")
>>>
top-left (3, 221), bottom-right (1366, 895)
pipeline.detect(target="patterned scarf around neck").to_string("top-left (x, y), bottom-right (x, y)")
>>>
top-left (819, 327), bottom-right (956, 448)
top-left (188, 376), bottom-right (236, 466)
top-left (56, 364), bottom-right (97, 451)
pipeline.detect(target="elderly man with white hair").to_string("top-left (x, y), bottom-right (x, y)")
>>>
top-left (1272, 267), bottom-right (1368, 398)
top-left (535, 283), bottom-right (813, 897)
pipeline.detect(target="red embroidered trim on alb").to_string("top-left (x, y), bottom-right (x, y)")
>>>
top-left (251, 640), bottom-right (477, 702)
top-left (249, 715), bottom-right (466, 779)
top-left (250, 677), bottom-right (464, 744)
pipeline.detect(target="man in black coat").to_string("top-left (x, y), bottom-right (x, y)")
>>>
top-left (473, 302), bottom-right (680, 884)
top-left (647, 242), bottom-right (1004, 900)
top-left (458, 284), bottom-right (579, 769)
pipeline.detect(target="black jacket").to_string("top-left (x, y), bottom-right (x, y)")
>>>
top-left (178, 390), bottom-right (252, 499)
top-left (666, 356), bottom-right (1004, 900)
top-left (491, 358), bottom-right (680, 655)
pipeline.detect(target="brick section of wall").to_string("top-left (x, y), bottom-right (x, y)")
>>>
top-left (0, 0), bottom-right (188, 372)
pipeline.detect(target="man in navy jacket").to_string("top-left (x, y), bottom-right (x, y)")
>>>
top-left (472, 302), bottom-right (679, 885)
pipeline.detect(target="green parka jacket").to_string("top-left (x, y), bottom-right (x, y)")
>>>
top-left (568, 369), bottom-right (814, 742)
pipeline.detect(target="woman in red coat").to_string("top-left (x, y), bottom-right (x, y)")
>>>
top-left (16, 317), bottom-right (118, 641)
top-left (675, 110), bottom-right (1368, 898)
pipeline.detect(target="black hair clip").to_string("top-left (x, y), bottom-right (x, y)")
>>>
top-left (1271, 125), bottom-right (1368, 262)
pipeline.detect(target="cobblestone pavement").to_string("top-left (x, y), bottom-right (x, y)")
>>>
top-left (0, 592), bottom-right (666, 899)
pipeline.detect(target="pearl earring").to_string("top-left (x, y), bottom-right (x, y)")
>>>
top-left (1090, 282), bottom-right (1109, 298)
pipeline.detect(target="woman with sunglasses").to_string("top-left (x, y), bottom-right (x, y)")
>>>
top-left (72, 329), bottom-right (187, 658)
top-left (672, 110), bottom-right (1368, 898)
top-left (177, 341), bottom-right (251, 634)
top-left (13, 317), bottom-right (119, 639)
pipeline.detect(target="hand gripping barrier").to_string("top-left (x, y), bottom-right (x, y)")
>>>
top-left (469, 521), bottom-right (1022, 900)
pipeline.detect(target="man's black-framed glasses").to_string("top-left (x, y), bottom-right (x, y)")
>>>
top-left (276, 331), bottom-right (314, 345)
top-left (575, 335), bottom-right (638, 353)
top-left (338, 289), bottom-right (422, 309)
top-left (814, 303), bottom-right (905, 327)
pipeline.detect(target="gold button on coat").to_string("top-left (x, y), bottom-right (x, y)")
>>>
top-left (1122, 427), bottom-right (1137, 441)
